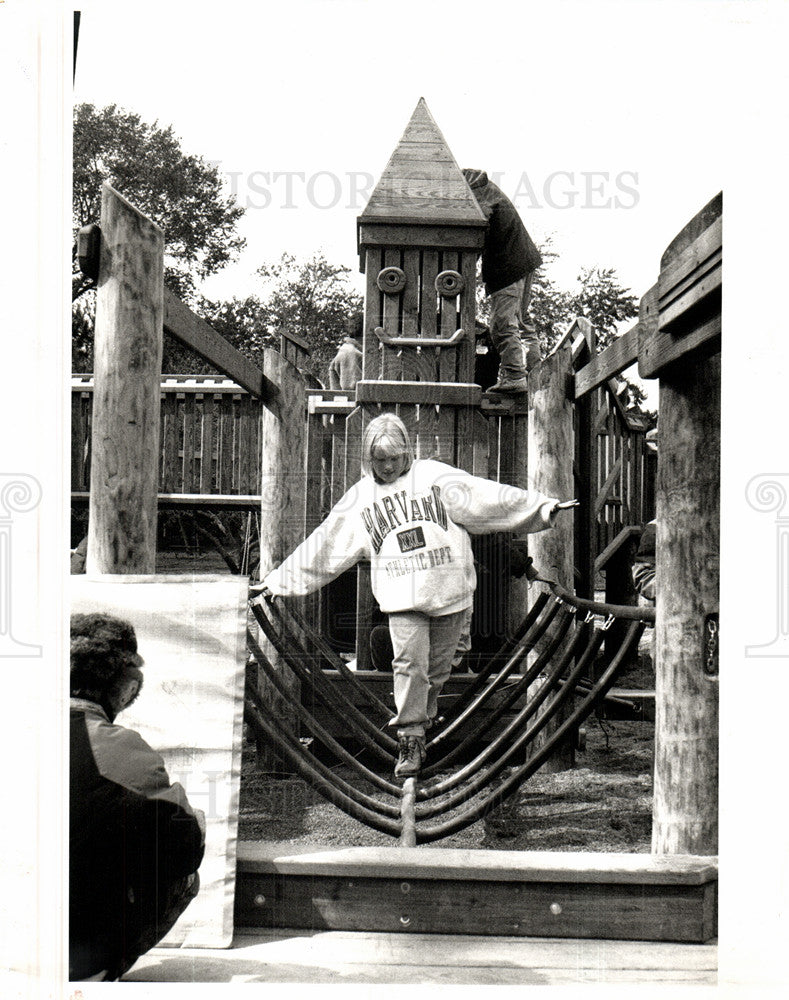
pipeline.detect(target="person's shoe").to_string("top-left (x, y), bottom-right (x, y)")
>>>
top-left (394, 736), bottom-right (426, 778)
top-left (489, 374), bottom-right (529, 394)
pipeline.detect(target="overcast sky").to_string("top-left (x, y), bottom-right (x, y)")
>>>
top-left (73, 0), bottom-right (733, 308)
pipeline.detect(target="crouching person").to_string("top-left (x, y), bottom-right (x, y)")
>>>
top-left (69, 613), bottom-right (205, 981)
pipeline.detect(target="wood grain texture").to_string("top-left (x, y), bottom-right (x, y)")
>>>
top-left (652, 351), bottom-right (720, 855)
top-left (87, 184), bottom-right (164, 574)
top-left (528, 341), bottom-right (576, 769)
top-left (360, 99), bottom-right (486, 228)
top-left (362, 248), bottom-right (383, 379)
top-left (258, 348), bottom-right (308, 759)
top-left (164, 286), bottom-right (278, 401)
top-left (235, 846), bottom-right (717, 942)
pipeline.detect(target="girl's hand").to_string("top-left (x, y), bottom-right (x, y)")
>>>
top-left (555, 499), bottom-right (580, 511)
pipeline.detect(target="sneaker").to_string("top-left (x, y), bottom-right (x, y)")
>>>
top-left (489, 375), bottom-right (529, 394)
top-left (394, 736), bottom-right (426, 778)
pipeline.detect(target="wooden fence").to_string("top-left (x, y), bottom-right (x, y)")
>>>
top-left (72, 366), bottom-right (655, 582)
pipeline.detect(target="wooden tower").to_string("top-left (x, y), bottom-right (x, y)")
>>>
top-left (355, 98), bottom-right (487, 469)
top-left (349, 99), bottom-right (489, 665)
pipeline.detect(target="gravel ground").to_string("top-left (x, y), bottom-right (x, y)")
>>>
top-left (238, 716), bottom-right (655, 854)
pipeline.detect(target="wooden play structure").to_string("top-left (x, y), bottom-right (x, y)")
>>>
top-left (73, 99), bottom-right (720, 943)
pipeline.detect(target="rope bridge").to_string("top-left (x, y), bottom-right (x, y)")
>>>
top-left (244, 585), bottom-right (654, 846)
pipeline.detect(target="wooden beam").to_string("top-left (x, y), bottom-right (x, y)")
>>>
top-left (639, 205), bottom-right (722, 379)
top-left (256, 347), bottom-right (308, 772)
top-left (594, 525), bottom-right (643, 574)
top-left (527, 339), bottom-right (576, 771)
top-left (358, 222), bottom-right (485, 258)
top-left (355, 380), bottom-right (481, 406)
top-left (594, 458), bottom-right (624, 518)
top-left (573, 324), bottom-right (641, 398)
top-left (163, 286), bottom-right (279, 402)
top-left (639, 313), bottom-right (720, 381)
top-left (236, 845), bottom-right (717, 943)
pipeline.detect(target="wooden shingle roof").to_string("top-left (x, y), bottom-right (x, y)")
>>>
top-left (360, 98), bottom-right (487, 228)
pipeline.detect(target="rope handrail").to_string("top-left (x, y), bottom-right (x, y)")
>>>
top-left (541, 578), bottom-right (656, 623)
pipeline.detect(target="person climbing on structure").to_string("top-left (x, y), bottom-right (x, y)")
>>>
top-left (250, 412), bottom-right (577, 779)
top-left (462, 169), bottom-right (543, 394)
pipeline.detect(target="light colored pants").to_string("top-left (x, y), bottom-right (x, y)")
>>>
top-left (488, 273), bottom-right (540, 377)
top-left (387, 609), bottom-right (469, 738)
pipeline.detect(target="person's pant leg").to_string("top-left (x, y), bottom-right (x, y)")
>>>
top-left (387, 611), bottom-right (431, 738)
top-left (520, 270), bottom-right (541, 369)
top-left (426, 609), bottom-right (468, 723)
top-left (488, 278), bottom-right (527, 378)
top-left (115, 873), bottom-right (200, 980)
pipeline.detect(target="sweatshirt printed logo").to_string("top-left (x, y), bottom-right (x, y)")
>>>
top-left (396, 526), bottom-right (425, 552)
top-left (385, 545), bottom-right (454, 579)
top-left (360, 485), bottom-right (448, 554)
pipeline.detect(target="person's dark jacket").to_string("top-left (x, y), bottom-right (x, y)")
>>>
top-left (463, 169), bottom-right (543, 293)
top-left (69, 699), bottom-right (204, 980)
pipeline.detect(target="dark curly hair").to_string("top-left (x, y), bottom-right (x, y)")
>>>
top-left (70, 613), bottom-right (144, 718)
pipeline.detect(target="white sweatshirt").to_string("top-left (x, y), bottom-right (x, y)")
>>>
top-left (263, 459), bottom-right (560, 616)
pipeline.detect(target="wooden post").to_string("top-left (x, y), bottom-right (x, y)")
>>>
top-left (503, 406), bottom-right (530, 642)
top-left (573, 318), bottom-right (597, 599)
top-left (258, 347), bottom-right (308, 772)
top-left (527, 339), bottom-right (575, 771)
top-left (652, 351), bottom-right (720, 854)
top-left (86, 184), bottom-right (163, 574)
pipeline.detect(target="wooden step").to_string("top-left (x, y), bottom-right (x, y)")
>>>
top-left (236, 845), bottom-right (717, 944)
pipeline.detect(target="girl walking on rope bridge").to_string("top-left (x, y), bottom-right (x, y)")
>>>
top-left (251, 413), bottom-right (577, 779)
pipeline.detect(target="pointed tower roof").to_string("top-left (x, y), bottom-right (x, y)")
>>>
top-left (360, 98), bottom-right (487, 227)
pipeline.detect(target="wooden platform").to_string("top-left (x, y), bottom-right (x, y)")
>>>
top-left (122, 928), bottom-right (717, 984)
top-left (236, 846), bottom-right (717, 944)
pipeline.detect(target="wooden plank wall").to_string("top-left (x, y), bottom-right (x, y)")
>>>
top-left (72, 377), bottom-right (264, 497)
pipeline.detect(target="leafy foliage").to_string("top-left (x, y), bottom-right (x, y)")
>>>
top-left (253, 252), bottom-right (363, 383)
top-left (72, 103), bottom-right (245, 366)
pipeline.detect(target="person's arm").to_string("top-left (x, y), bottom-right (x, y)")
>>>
top-left (436, 464), bottom-right (576, 534)
top-left (251, 485), bottom-right (368, 598)
top-left (95, 725), bottom-right (205, 876)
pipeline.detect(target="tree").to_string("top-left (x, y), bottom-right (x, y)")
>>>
top-left (72, 103), bottom-right (246, 366)
top-left (254, 251), bottom-right (363, 383)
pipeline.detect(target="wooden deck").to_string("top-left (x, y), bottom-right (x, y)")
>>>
top-left (122, 929), bottom-right (717, 984)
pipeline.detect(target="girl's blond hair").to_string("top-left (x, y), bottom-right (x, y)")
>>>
top-left (360, 412), bottom-right (415, 478)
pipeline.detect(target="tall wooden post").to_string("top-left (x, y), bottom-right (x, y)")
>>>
top-left (86, 185), bottom-right (163, 574)
top-left (640, 195), bottom-right (722, 854)
top-left (652, 352), bottom-right (720, 853)
top-left (257, 348), bottom-right (307, 770)
top-left (527, 338), bottom-right (576, 771)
